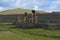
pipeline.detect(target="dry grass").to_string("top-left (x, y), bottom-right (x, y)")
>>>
top-left (0, 8), bottom-right (48, 15)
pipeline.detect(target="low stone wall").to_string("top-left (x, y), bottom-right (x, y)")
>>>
top-left (48, 24), bottom-right (60, 30)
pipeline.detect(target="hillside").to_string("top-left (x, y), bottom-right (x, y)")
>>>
top-left (0, 8), bottom-right (49, 23)
top-left (0, 8), bottom-right (48, 15)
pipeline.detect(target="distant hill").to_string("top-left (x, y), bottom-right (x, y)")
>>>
top-left (0, 8), bottom-right (49, 15)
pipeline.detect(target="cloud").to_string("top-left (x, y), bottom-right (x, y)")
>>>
top-left (0, 0), bottom-right (60, 12)
top-left (34, 5), bottom-right (38, 10)
top-left (15, 0), bottom-right (21, 8)
top-left (2, 0), bottom-right (9, 1)
top-left (15, 0), bottom-right (49, 10)
top-left (0, 0), bottom-right (16, 10)
top-left (0, 7), bottom-right (6, 12)
top-left (46, 0), bottom-right (60, 12)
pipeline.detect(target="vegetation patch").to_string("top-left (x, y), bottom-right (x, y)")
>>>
top-left (0, 24), bottom-right (60, 40)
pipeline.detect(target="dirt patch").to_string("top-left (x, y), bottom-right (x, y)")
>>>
top-left (0, 31), bottom-right (18, 37)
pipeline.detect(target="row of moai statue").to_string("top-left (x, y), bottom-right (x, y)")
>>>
top-left (13, 10), bottom-right (38, 25)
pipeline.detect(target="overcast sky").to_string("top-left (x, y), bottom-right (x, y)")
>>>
top-left (0, 0), bottom-right (60, 12)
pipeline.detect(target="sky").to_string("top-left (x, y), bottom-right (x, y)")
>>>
top-left (0, 0), bottom-right (60, 12)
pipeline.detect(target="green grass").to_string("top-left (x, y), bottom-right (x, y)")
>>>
top-left (19, 28), bottom-right (60, 35)
top-left (0, 24), bottom-right (15, 30)
top-left (0, 30), bottom-right (59, 40)
top-left (0, 24), bottom-right (60, 40)
top-left (10, 28), bottom-right (60, 40)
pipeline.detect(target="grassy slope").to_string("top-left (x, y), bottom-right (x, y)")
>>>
top-left (0, 8), bottom-right (48, 15)
top-left (0, 24), bottom-right (60, 40)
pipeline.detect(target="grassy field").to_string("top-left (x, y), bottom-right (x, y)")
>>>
top-left (0, 24), bottom-right (60, 40)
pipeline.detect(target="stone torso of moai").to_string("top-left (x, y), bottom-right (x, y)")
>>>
top-left (31, 10), bottom-right (38, 24)
top-left (24, 12), bottom-right (28, 24)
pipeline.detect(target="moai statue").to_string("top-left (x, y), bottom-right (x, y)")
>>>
top-left (13, 17), bottom-right (18, 25)
top-left (25, 12), bottom-right (27, 16)
top-left (24, 12), bottom-right (27, 24)
top-left (29, 18), bottom-right (32, 24)
top-left (16, 17), bottom-right (20, 24)
top-left (32, 10), bottom-right (35, 13)
top-left (32, 10), bottom-right (36, 24)
top-left (35, 16), bottom-right (38, 24)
